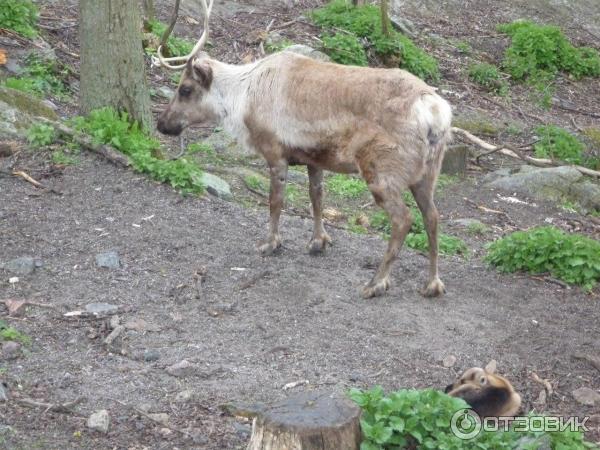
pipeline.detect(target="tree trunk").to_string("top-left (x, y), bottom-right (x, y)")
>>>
top-left (351, 0), bottom-right (366, 5)
top-left (142, 0), bottom-right (156, 22)
top-left (247, 391), bottom-right (361, 450)
top-left (380, 0), bottom-right (390, 36)
top-left (79, 0), bottom-right (152, 129)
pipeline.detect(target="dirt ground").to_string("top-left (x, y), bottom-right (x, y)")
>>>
top-left (1, 0), bottom-right (600, 449)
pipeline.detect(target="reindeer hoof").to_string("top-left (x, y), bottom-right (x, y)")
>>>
top-left (308, 233), bottom-right (332, 256)
top-left (422, 278), bottom-right (445, 297)
top-left (361, 278), bottom-right (390, 299)
top-left (258, 237), bottom-right (282, 256)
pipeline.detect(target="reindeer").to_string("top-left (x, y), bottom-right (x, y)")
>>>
top-left (155, 0), bottom-right (452, 299)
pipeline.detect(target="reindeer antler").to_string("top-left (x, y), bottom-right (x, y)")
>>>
top-left (152, 0), bottom-right (215, 70)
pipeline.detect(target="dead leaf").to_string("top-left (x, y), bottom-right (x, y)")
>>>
top-left (0, 49), bottom-right (6, 65)
top-left (323, 207), bottom-right (345, 222)
top-left (3, 299), bottom-right (27, 316)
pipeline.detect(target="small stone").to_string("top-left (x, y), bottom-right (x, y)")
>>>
top-left (159, 427), bottom-right (173, 438)
top-left (2, 257), bottom-right (37, 275)
top-left (442, 355), bottom-right (457, 368)
top-left (166, 360), bottom-right (196, 377)
top-left (85, 303), bottom-right (119, 315)
top-left (2, 341), bottom-right (21, 360)
top-left (0, 383), bottom-right (8, 402)
top-left (156, 86), bottom-right (175, 100)
top-left (175, 389), bottom-right (194, 402)
top-left (87, 409), bottom-right (110, 433)
top-left (143, 349), bottom-right (160, 362)
top-left (41, 100), bottom-right (58, 111)
top-left (148, 413), bottom-right (169, 427)
top-left (446, 218), bottom-right (484, 228)
top-left (200, 172), bottom-right (233, 200)
top-left (95, 251), bottom-right (120, 269)
top-left (572, 387), bottom-right (600, 406)
top-left (323, 208), bottom-right (345, 222)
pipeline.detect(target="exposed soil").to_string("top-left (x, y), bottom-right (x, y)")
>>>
top-left (1, 0), bottom-right (600, 449)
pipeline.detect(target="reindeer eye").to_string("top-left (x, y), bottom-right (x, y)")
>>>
top-left (480, 377), bottom-right (486, 385)
top-left (179, 86), bottom-right (192, 97)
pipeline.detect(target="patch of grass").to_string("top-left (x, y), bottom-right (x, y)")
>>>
top-left (147, 20), bottom-right (194, 57)
top-left (350, 386), bottom-right (595, 450)
top-left (454, 40), bottom-right (472, 55)
top-left (187, 142), bottom-right (221, 164)
top-left (533, 125), bottom-right (585, 165)
top-left (326, 174), bottom-right (369, 199)
top-left (71, 108), bottom-right (205, 194)
top-left (3, 54), bottom-right (70, 99)
top-left (453, 116), bottom-right (500, 136)
top-left (321, 32), bottom-right (368, 66)
top-left (582, 127), bottom-right (600, 149)
top-left (285, 184), bottom-right (301, 203)
top-left (0, 320), bottom-right (31, 345)
top-left (468, 63), bottom-right (509, 96)
top-left (244, 174), bottom-right (269, 193)
top-left (466, 221), bottom-right (490, 236)
top-left (498, 20), bottom-right (600, 81)
top-left (265, 37), bottom-right (295, 54)
top-left (347, 216), bottom-right (368, 234)
top-left (51, 149), bottom-right (78, 166)
top-left (0, 0), bottom-right (38, 38)
top-left (26, 123), bottom-right (56, 148)
top-left (486, 226), bottom-right (600, 291)
top-left (436, 174), bottom-right (458, 190)
top-left (312, 0), bottom-right (439, 81)
top-left (504, 122), bottom-right (524, 136)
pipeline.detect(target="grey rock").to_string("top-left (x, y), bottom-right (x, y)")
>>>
top-left (143, 349), bottom-right (160, 362)
top-left (572, 387), bottom-right (600, 406)
top-left (41, 99), bottom-right (58, 111)
top-left (487, 165), bottom-right (600, 211)
top-left (85, 303), bottom-right (119, 315)
top-left (482, 167), bottom-right (512, 184)
top-left (284, 44), bottom-right (331, 62)
top-left (1, 257), bottom-right (39, 275)
top-left (87, 409), bottom-right (110, 433)
top-left (201, 172), bottom-right (233, 200)
top-left (166, 359), bottom-right (196, 377)
top-left (95, 251), bottom-right (120, 269)
top-left (1, 341), bottom-right (21, 360)
top-left (202, 130), bottom-right (251, 157)
top-left (442, 355), bottom-right (457, 368)
top-left (446, 218), bottom-right (484, 228)
top-left (0, 384), bottom-right (7, 402)
top-left (389, 14), bottom-right (416, 36)
top-left (175, 389), bottom-right (195, 402)
top-left (0, 87), bottom-right (58, 139)
top-left (156, 86), bottom-right (175, 100)
top-left (148, 413), bottom-right (169, 426)
top-left (5, 59), bottom-right (22, 75)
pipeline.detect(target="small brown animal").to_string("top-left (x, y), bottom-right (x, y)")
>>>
top-left (445, 362), bottom-right (521, 417)
top-left (155, 0), bottom-right (452, 299)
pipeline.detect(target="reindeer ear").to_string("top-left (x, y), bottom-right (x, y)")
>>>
top-left (191, 58), bottom-right (213, 89)
top-left (484, 360), bottom-right (497, 374)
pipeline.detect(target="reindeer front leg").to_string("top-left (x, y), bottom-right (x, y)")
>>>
top-left (307, 165), bottom-right (332, 255)
top-left (258, 160), bottom-right (288, 256)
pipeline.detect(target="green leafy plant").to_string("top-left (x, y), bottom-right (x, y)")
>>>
top-left (26, 123), bottom-right (56, 148)
top-left (3, 54), bottom-right (70, 99)
top-left (0, 0), bottom-right (38, 38)
top-left (147, 20), bottom-right (194, 57)
top-left (498, 20), bottom-right (600, 81)
top-left (312, 0), bottom-right (439, 81)
top-left (51, 150), bottom-right (78, 166)
top-left (468, 63), bottom-right (509, 96)
top-left (321, 32), bottom-right (368, 66)
top-left (486, 226), bottom-right (600, 291)
top-left (244, 174), bottom-right (269, 193)
top-left (466, 221), bottom-right (490, 236)
top-left (326, 174), bottom-right (369, 198)
top-left (265, 37), bottom-right (295, 54)
top-left (350, 386), bottom-right (596, 450)
top-left (454, 40), bottom-right (472, 55)
top-left (533, 125), bottom-right (585, 165)
top-left (0, 320), bottom-right (31, 345)
top-left (71, 108), bottom-right (205, 194)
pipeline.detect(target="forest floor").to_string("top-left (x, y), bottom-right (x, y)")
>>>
top-left (1, 0), bottom-right (600, 449)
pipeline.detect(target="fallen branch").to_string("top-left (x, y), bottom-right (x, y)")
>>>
top-left (12, 170), bottom-right (62, 195)
top-left (39, 118), bottom-right (130, 167)
top-left (15, 396), bottom-right (85, 414)
top-left (530, 372), bottom-right (553, 395)
top-left (452, 127), bottom-right (600, 178)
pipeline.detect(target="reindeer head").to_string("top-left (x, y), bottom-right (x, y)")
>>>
top-left (444, 360), bottom-right (497, 394)
top-left (154, 0), bottom-right (217, 136)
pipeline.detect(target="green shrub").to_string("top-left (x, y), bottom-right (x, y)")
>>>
top-left (312, 0), bottom-right (439, 81)
top-left (350, 386), bottom-right (595, 450)
top-left (486, 226), bottom-right (600, 290)
top-left (3, 54), bottom-right (70, 99)
top-left (71, 108), bottom-right (205, 194)
top-left (51, 150), bottom-right (78, 166)
top-left (468, 63), bottom-right (509, 96)
top-left (244, 174), bottom-right (269, 193)
top-left (0, 320), bottom-right (31, 345)
top-left (265, 38), bottom-right (295, 54)
top-left (26, 123), bottom-right (56, 148)
top-left (321, 32), bottom-right (368, 66)
top-left (148, 20), bottom-right (194, 57)
top-left (0, 0), bottom-right (38, 38)
top-left (497, 20), bottom-right (600, 81)
top-left (533, 125), bottom-right (585, 165)
top-left (326, 174), bottom-right (369, 198)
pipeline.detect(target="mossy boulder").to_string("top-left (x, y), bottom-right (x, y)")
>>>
top-left (0, 86), bottom-right (58, 138)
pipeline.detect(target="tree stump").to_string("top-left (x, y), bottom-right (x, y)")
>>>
top-left (442, 144), bottom-right (468, 175)
top-left (247, 391), bottom-right (361, 450)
